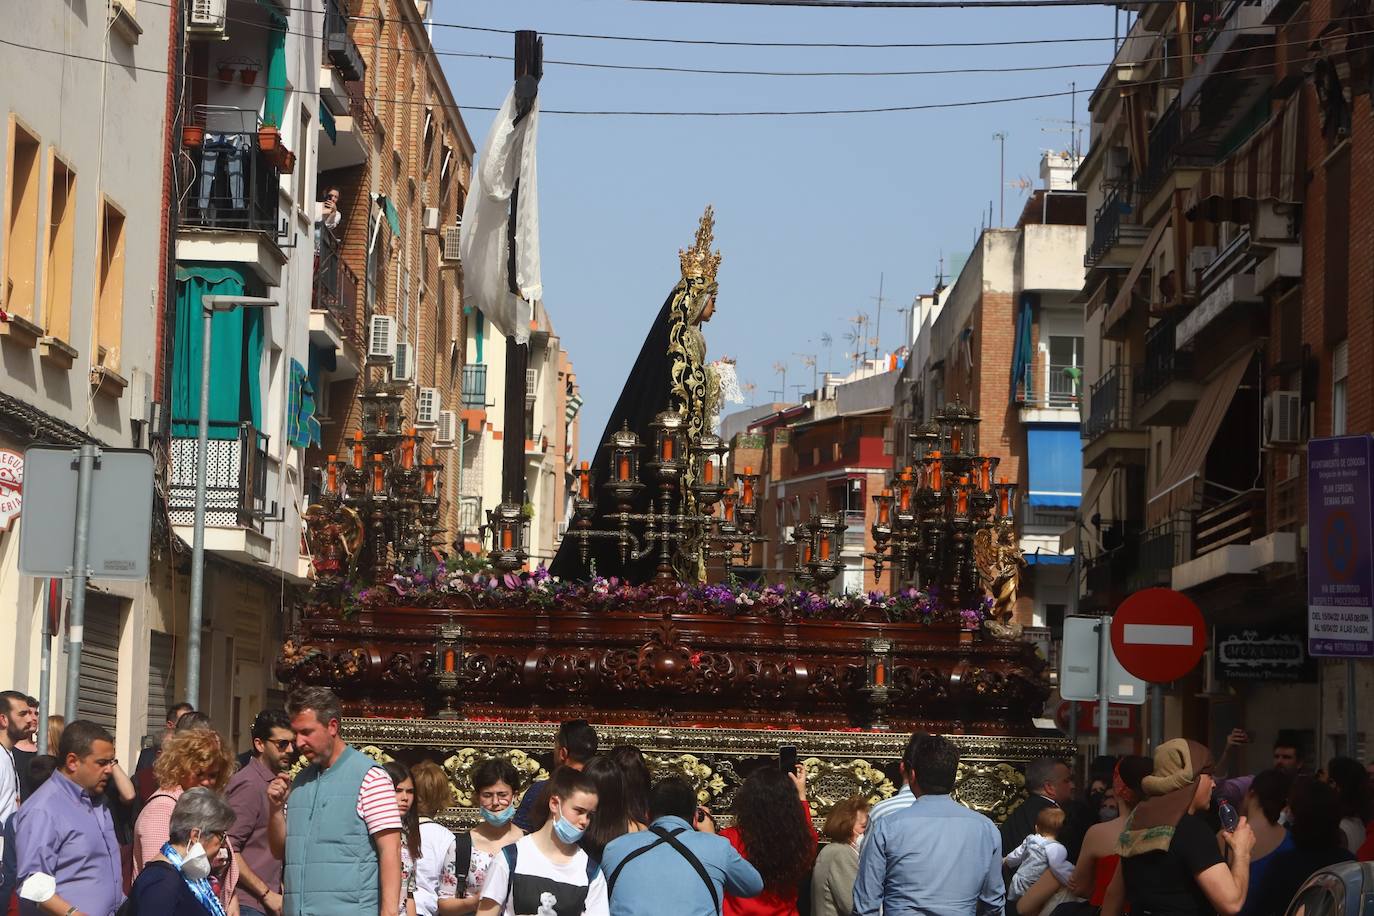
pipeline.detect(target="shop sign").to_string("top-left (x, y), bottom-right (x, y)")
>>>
top-left (1214, 626), bottom-right (1316, 682)
top-left (0, 449), bottom-right (22, 531)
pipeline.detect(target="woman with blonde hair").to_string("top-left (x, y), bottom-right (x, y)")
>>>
top-left (133, 726), bottom-right (239, 908)
top-left (410, 760), bottom-right (461, 915)
top-left (811, 795), bottom-right (870, 916)
top-left (47, 714), bottom-right (64, 756)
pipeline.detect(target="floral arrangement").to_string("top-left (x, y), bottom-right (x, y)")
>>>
top-left (336, 556), bottom-right (994, 627)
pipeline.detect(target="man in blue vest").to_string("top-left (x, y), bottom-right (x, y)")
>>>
top-left (268, 687), bottom-right (401, 916)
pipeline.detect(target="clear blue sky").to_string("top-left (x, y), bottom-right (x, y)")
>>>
top-left (437, 0), bottom-right (1117, 451)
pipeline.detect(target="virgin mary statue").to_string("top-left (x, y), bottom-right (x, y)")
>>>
top-left (549, 207), bottom-right (729, 583)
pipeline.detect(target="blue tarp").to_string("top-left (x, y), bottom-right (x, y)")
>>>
top-left (1027, 426), bottom-right (1082, 507)
top-left (1024, 552), bottom-right (1073, 565)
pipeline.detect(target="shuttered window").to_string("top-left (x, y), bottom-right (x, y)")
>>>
top-left (146, 631), bottom-right (175, 744)
top-left (76, 595), bottom-right (123, 738)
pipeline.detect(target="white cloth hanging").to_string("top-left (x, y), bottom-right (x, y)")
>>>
top-left (460, 86), bottom-right (541, 345)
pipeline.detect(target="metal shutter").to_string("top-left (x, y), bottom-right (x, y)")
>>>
top-left (76, 595), bottom-right (122, 737)
top-left (146, 631), bottom-right (175, 742)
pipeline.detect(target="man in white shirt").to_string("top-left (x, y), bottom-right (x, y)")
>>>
top-left (0, 689), bottom-right (37, 908)
top-left (479, 766), bottom-right (609, 916)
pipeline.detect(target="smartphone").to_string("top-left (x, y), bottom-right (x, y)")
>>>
top-left (779, 744), bottom-right (798, 775)
top-left (1218, 798), bottom-right (1239, 833)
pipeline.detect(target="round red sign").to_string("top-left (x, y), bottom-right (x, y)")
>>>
top-left (1111, 587), bottom-right (1206, 683)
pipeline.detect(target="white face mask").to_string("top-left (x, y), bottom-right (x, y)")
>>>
top-left (181, 842), bottom-right (212, 880)
top-left (852, 832), bottom-right (866, 852)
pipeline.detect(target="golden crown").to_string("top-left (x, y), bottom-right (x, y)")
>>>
top-left (679, 206), bottom-right (722, 284)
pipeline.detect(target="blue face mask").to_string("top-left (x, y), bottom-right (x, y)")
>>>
top-left (553, 806), bottom-right (585, 844)
top-left (480, 804), bottom-right (516, 827)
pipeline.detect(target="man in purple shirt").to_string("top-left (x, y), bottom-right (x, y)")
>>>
top-left (14, 719), bottom-right (123, 916)
top-left (227, 709), bottom-right (295, 916)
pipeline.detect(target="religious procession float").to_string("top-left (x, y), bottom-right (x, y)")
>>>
top-left (281, 208), bottom-right (1068, 827)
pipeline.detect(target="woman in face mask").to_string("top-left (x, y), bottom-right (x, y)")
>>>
top-left (452, 758), bottom-right (525, 911)
top-left (127, 787), bottom-right (237, 915)
top-left (810, 795), bottom-right (870, 916)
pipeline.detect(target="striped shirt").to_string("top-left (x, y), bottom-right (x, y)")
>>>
top-left (868, 784), bottom-right (915, 822)
top-left (357, 766), bottom-right (405, 834)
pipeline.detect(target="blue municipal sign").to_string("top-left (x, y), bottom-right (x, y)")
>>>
top-left (1307, 435), bottom-right (1374, 658)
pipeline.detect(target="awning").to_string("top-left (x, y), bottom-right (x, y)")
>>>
top-left (1024, 551), bottom-right (1073, 566)
top-left (376, 194), bottom-right (401, 235)
top-left (1010, 294), bottom-right (1035, 404)
top-left (1027, 427), bottom-right (1083, 506)
top-left (1186, 97), bottom-right (1303, 223)
top-left (1147, 347), bottom-right (1258, 524)
top-left (1080, 459), bottom-right (1119, 517)
top-left (1104, 213), bottom-right (1170, 331)
top-left (171, 264), bottom-right (264, 440)
top-left (319, 102), bottom-right (337, 144)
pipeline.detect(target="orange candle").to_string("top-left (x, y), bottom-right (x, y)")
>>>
top-left (403, 428), bottom-right (416, 469)
top-left (979, 458), bottom-right (991, 492)
top-left (742, 467), bottom-right (754, 507)
top-left (820, 533), bottom-right (831, 560)
top-left (724, 492), bottom-right (735, 522)
top-left (704, 460), bottom-right (715, 484)
top-left (951, 427), bottom-right (962, 454)
top-left (372, 454), bottom-right (385, 492)
top-left (874, 660), bottom-right (886, 687)
top-left (930, 451), bottom-right (943, 491)
top-left (579, 461), bottom-right (591, 499)
top-left (899, 471), bottom-right (912, 511)
top-left (353, 429), bottom-right (364, 469)
top-left (423, 460), bottom-right (436, 496)
top-left (326, 456), bottom-right (338, 493)
top-left (662, 437), bottom-right (674, 461)
top-left (803, 542), bottom-right (813, 564)
top-left (878, 490), bottom-right (891, 525)
top-left (957, 478), bottom-right (970, 515)
top-left (501, 527), bottom-right (513, 550)
top-left (998, 477), bottom-right (1010, 517)
top-left (442, 648), bottom-right (456, 673)
top-left (618, 455), bottom-right (631, 482)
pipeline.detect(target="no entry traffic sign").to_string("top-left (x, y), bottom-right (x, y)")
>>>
top-left (1111, 588), bottom-right (1206, 683)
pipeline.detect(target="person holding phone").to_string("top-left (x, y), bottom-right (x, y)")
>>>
top-left (1221, 769), bottom-right (1294, 916)
top-left (719, 758), bottom-right (816, 916)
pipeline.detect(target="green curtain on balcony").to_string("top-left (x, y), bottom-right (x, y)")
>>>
top-left (172, 264), bottom-right (265, 440)
top-left (260, 0), bottom-right (289, 128)
top-left (1009, 293), bottom-right (1035, 404)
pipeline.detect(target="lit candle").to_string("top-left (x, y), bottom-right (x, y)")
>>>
top-left (579, 461), bottom-right (591, 500)
top-left (423, 460), bottom-right (436, 496)
top-left (998, 477), bottom-right (1010, 517)
top-left (618, 454), bottom-right (631, 482)
top-left (803, 541), bottom-right (813, 564)
top-left (930, 451), bottom-right (943, 491)
top-left (326, 456), bottom-right (338, 493)
top-left (874, 660), bottom-right (887, 687)
top-left (501, 526), bottom-right (513, 550)
top-left (951, 426), bottom-right (962, 454)
top-left (899, 471), bottom-right (912, 511)
top-left (878, 489), bottom-right (891, 525)
top-left (957, 477), bottom-right (970, 515)
top-left (724, 492), bottom-right (735, 522)
top-left (353, 429), bottom-right (364, 470)
top-left (442, 648), bottom-right (456, 673)
top-left (402, 428), bottom-right (416, 469)
top-left (819, 533), bottom-right (831, 559)
top-left (979, 458), bottom-right (991, 492)
top-left (742, 467), bottom-right (754, 507)
top-left (704, 460), bottom-right (714, 484)
top-left (372, 454), bottom-right (385, 492)
top-left (662, 436), bottom-right (674, 461)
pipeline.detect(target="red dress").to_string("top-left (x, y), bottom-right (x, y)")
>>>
top-left (719, 800), bottom-right (818, 916)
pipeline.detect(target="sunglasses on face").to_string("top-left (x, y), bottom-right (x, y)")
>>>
top-left (267, 739), bottom-right (294, 751)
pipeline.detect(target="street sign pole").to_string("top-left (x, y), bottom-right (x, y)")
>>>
top-left (62, 443), bottom-right (98, 723)
top-left (1150, 683), bottom-right (1164, 751)
top-left (38, 578), bottom-right (59, 754)
top-left (1348, 660), bottom-right (1359, 753)
top-left (1097, 618), bottom-right (1110, 752)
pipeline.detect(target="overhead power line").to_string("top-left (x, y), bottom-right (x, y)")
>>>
top-left (624, 0), bottom-right (1173, 6)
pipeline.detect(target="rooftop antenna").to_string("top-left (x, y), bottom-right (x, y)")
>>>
top-left (1037, 83), bottom-right (1083, 160)
top-left (819, 332), bottom-right (834, 376)
top-left (772, 361), bottom-right (788, 402)
top-left (992, 132), bottom-right (1008, 227)
top-left (869, 273), bottom-right (886, 360)
top-left (742, 380), bottom-right (758, 406)
top-left (793, 352), bottom-right (818, 396)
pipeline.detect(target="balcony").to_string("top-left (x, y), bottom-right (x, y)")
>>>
top-left (1018, 363), bottom-right (1083, 416)
top-left (1171, 487), bottom-right (1298, 590)
top-left (1128, 520), bottom-right (1187, 591)
top-left (1085, 185), bottom-right (1151, 269)
top-left (1022, 502), bottom-right (1076, 533)
top-left (323, 0), bottom-right (365, 82)
top-left (177, 130), bottom-right (286, 286)
top-left (1083, 365), bottom-right (1149, 469)
top-left (1134, 315), bottom-right (1200, 427)
top-left (462, 364), bottom-right (488, 409)
top-left (168, 422), bottom-right (275, 564)
top-left (1181, 0), bottom-right (1275, 145)
top-left (309, 228), bottom-right (362, 375)
top-left (1136, 98), bottom-right (1211, 206)
top-left (317, 84), bottom-right (375, 172)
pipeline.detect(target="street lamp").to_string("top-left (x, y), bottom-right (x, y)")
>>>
top-left (186, 294), bottom-right (277, 707)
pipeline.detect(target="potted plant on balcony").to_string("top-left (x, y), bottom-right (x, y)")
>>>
top-left (277, 147), bottom-right (297, 174)
top-left (258, 124), bottom-right (281, 151)
top-left (182, 123), bottom-right (205, 147)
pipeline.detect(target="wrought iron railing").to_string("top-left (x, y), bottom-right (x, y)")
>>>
top-left (168, 421), bottom-right (272, 532)
top-left (1193, 488), bottom-right (1264, 557)
top-left (312, 229), bottom-right (362, 349)
top-left (1129, 519), bottom-right (1188, 590)
top-left (1019, 363), bottom-right (1082, 409)
top-left (1087, 185), bottom-right (1132, 266)
top-left (1137, 315), bottom-right (1194, 404)
top-left (462, 364), bottom-right (487, 409)
top-left (182, 133), bottom-right (280, 233)
top-left (323, 0), bottom-right (365, 82)
top-left (1083, 365), bottom-right (1134, 440)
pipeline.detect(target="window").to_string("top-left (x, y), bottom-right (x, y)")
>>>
top-left (1332, 339), bottom-right (1349, 435)
top-left (94, 200), bottom-right (127, 370)
top-left (42, 154), bottom-right (77, 342)
top-left (3, 121), bottom-right (41, 322)
top-left (295, 107), bottom-right (310, 208)
top-left (399, 265), bottom-right (411, 338)
top-left (1048, 335), bottom-right (1083, 368)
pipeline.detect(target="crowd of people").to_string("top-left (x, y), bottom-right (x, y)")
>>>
top-left (0, 689), bottom-right (1371, 916)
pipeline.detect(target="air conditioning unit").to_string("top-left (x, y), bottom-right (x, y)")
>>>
top-left (392, 341), bottom-right (414, 383)
top-left (416, 387), bottom-right (440, 426)
top-left (434, 410), bottom-right (456, 447)
top-left (368, 315), bottom-right (396, 363)
top-left (442, 224), bottom-right (462, 262)
top-left (1251, 200), bottom-right (1299, 246)
top-left (1263, 390), bottom-right (1303, 446)
top-left (187, 0), bottom-right (227, 32)
top-left (422, 207), bottom-right (441, 233)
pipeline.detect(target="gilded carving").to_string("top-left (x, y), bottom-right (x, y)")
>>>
top-left (950, 761), bottom-right (1028, 823)
top-left (441, 748), bottom-right (550, 807)
top-left (801, 757), bottom-right (897, 818)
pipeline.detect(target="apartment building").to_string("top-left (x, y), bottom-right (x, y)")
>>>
top-left (0, 0), bottom-right (176, 761)
top-left (900, 153), bottom-right (1087, 628)
top-left (1076, 0), bottom-right (1371, 760)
